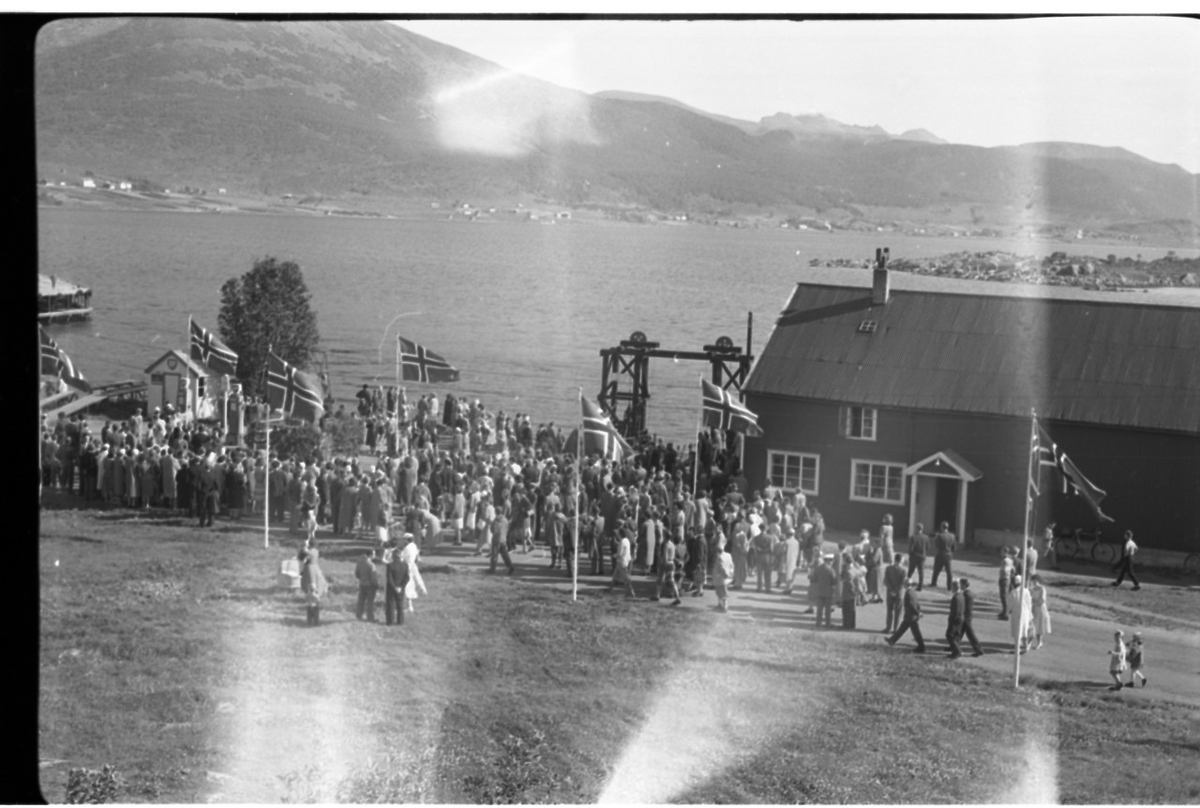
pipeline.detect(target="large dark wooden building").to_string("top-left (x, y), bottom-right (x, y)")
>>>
top-left (741, 264), bottom-right (1200, 553)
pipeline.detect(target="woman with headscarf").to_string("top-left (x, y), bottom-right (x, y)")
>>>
top-left (226, 456), bottom-right (246, 520)
top-left (337, 475), bottom-right (359, 536)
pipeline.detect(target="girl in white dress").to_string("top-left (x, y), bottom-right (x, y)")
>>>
top-left (400, 533), bottom-right (428, 612)
top-left (1030, 574), bottom-right (1052, 649)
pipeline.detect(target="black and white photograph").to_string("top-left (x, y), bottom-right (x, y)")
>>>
top-left (32, 10), bottom-right (1200, 804)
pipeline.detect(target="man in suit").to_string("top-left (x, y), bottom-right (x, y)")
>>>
top-left (810, 554), bottom-right (837, 629)
top-left (384, 541), bottom-right (410, 626)
top-left (907, 523), bottom-right (929, 591)
top-left (355, 549), bottom-right (380, 622)
top-left (946, 579), bottom-right (965, 658)
top-left (931, 521), bottom-right (957, 590)
top-left (882, 553), bottom-right (907, 634)
top-left (886, 579), bottom-right (926, 653)
top-left (959, 578), bottom-right (984, 657)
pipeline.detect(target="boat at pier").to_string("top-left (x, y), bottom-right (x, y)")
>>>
top-left (38, 274), bottom-right (93, 322)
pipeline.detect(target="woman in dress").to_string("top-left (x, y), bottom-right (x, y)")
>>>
top-left (1029, 574), bottom-right (1052, 649)
top-left (866, 537), bottom-right (884, 603)
top-left (225, 458), bottom-right (246, 520)
top-left (301, 544), bottom-right (329, 627)
top-left (399, 533), bottom-right (428, 612)
top-left (880, 513), bottom-right (895, 564)
top-left (1009, 575), bottom-right (1033, 653)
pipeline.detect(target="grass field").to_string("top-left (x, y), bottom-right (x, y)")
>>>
top-left (38, 498), bottom-right (1200, 804)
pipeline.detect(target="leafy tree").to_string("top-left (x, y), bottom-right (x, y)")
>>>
top-left (218, 256), bottom-right (320, 397)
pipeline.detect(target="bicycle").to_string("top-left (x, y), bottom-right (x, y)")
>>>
top-left (1054, 527), bottom-right (1116, 565)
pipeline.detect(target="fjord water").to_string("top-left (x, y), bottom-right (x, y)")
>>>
top-left (37, 208), bottom-right (1186, 443)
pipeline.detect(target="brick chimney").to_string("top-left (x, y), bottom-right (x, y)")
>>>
top-left (872, 247), bottom-right (890, 305)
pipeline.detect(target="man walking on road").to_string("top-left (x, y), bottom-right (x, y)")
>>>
top-left (882, 553), bottom-right (906, 634)
top-left (931, 521), bottom-right (956, 590)
top-left (886, 579), bottom-right (926, 653)
top-left (959, 578), bottom-right (984, 656)
top-left (907, 523), bottom-right (929, 591)
top-left (1112, 529), bottom-right (1141, 590)
top-left (945, 579), bottom-right (964, 659)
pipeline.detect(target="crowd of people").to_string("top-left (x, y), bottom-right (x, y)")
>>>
top-left (45, 383), bottom-right (1147, 676)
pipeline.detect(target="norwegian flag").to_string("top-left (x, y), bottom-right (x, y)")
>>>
top-left (1033, 420), bottom-right (1114, 523)
top-left (398, 336), bottom-right (460, 383)
top-left (190, 317), bottom-right (238, 376)
top-left (266, 352), bottom-right (324, 424)
top-left (579, 395), bottom-right (631, 461)
top-left (39, 326), bottom-right (90, 392)
top-left (701, 377), bottom-right (763, 437)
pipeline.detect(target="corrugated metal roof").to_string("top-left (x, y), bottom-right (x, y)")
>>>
top-left (745, 269), bottom-right (1200, 434)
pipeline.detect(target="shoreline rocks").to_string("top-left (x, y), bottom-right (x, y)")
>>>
top-left (810, 250), bottom-right (1200, 289)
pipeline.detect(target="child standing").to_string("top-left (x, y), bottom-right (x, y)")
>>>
top-left (715, 535), bottom-right (734, 613)
top-left (1108, 630), bottom-right (1127, 690)
top-left (1126, 633), bottom-right (1147, 687)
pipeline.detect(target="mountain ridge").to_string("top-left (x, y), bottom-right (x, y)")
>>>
top-left (34, 18), bottom-right (1199, 228)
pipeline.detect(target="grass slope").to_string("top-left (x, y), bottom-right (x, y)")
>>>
top-left (38, 500), bottom-right (1200, 803)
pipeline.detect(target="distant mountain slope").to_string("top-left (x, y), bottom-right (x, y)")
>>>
top-left (35, 18), bottom-right (1199, 224)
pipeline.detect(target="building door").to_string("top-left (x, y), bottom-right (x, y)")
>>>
top-left (164, 374), bottom-right (180, 414)
top-left (935, 477), bottom-right (959, 531)
top-left (915, 475), bottom-right (937, 532)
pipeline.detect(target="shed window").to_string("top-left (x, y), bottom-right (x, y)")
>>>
top-left (767, 450), bottom-right (819, 495)
top-left (850, 460), bottom-right (905, 504)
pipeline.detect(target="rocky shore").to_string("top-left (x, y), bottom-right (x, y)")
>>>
top-left (811, 250), bottom-right (1200, 289)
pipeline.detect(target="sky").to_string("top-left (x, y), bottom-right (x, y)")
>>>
top-left (397, 16), bottom-right (1200, 173)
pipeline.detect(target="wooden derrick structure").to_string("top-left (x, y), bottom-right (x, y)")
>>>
top-left (597, 314), bottom-right (754, 437)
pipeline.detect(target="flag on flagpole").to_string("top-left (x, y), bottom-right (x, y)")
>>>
top-left (575, 395), bottom-right (631, 461)
top-left (39, 326), bottom-right (91, 392)
top-left (1034, 420), bottom-right (1114, 523)
top-left (190, 317), bottom-right (238, 376)
top-left (398, 336), bottom-right (460, 383)
top-left (266, 352), bottom-right (325, 424)
top-left (700, 377), bottom-right (764, 437)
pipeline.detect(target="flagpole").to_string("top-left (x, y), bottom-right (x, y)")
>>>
top-left (573, 387), bottom-right (582, 602)
top-left (264, 400), bottom-right (271, 550)
top-left (264, 346), bottom-right (274, 550)
top-left (188, 315), bottom-right (197, 424)
top-left (692, 375), bottom-right (704, 496)
top-left (1014, 408), bottom-right (1037, 688)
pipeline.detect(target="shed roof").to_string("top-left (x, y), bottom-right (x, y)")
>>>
top-left (144, 349), bottom-right (209, 377)
top-left (745, 268), bottom-right (1200, 434)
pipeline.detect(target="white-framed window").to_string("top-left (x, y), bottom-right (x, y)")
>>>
top-left (850, 459), bottom-right (905, 504)
top-left (842, 406), bottom-right (877, 440)
top-left (767, 450), bottom-right (819, 495)
top-left (197, 376), bottom-right (207, 398)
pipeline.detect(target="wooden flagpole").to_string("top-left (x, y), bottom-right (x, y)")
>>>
top-left (692, 375), bottom-right (704, 496)
top-left (573, 387), bottom-right (582, 602)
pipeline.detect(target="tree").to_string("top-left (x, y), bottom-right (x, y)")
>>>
top-left (218, 256), bottom-right (320, 397)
